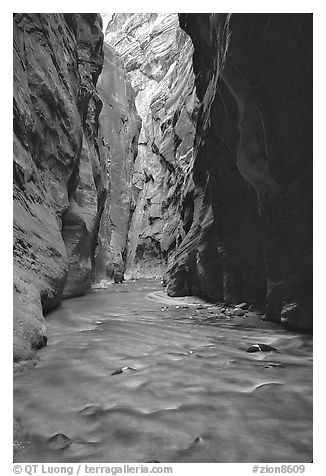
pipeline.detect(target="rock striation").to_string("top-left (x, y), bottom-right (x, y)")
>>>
top-left (13, 13), bottom-right (107, 361)
top-left (104, 14), bottom-right (198, 279)
top-left (167, 14), bottom-right (312, 330)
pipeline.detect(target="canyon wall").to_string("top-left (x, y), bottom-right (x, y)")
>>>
top-left (14, 13), bottom-right (106, 361)
top-left (94, 43), bottom-right (141, 283)
top-left (104, 14), bottom-right (198, 279)
top-left (167, 14), bottom-right (312, 330)
top-left (13, 12), bottom-right (141, 362)
top-left (13, 13), bottom-right (143, 362)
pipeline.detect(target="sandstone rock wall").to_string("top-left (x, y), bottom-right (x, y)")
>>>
top-left (167, 13), bottom-right (312, 330)
top-left (13, 13), bottom-right (106, 361)
top-left (94, 43), bottom-right (141, 283)
top-left (104, 14), bottom-right (198, 279)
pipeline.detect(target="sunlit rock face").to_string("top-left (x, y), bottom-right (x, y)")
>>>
top-left (104, 14), bottom-right (198, 278)
top-left (13, 13), bottom-right (106, 361)
top-left (94, 43), bottom-right (141, 283)
top-left (169, 13), bottom-right (312, 329)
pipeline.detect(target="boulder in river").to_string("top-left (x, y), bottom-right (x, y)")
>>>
top-left (247, 344), bottom-right (278, 353)
top-left (281, 302), bottom-right (312, 332)
top-left (233, 308), bottom-right (245, 316)
top-left (111, 366), bottom-right (136, 375)
top-left (46, 433), bottom-right (72, 450)
top-left (111, 368), bottom-right (124, 375)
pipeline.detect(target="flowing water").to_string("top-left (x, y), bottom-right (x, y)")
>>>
top-left (14, 280), bottom-right (313, 463)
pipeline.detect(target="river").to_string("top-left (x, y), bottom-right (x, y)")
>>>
top-left (13, 280), bottom-right (313, 463)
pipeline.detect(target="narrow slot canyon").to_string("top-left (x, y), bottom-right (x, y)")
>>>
top-left (13, 13), bottom-right (313, 463)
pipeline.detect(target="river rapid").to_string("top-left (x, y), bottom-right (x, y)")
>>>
top-left (14, 280), bottom-right (313, 463)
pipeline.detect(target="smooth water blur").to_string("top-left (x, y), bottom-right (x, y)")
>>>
top-left (14, 280), bottom-right (313, 463)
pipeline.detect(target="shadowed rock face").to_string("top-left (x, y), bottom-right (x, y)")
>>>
top-left (168, 13), bottom-right (312, 329)
top-left (62, 14), bottom-right (107, 299)
top-left (105, 14), bottom-right (198, 279)
top-left (13, 13), bottom-right (106, 361)
top-left (94, 43), bottom-right (141, 283)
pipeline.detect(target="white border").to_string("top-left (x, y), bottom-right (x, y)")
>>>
top-left (3, 3), bottom-right (324, 472)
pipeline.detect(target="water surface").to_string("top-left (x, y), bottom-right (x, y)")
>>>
top-left (14, 280), bottom-right (313, 462)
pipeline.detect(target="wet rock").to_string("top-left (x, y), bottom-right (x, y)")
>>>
top-left (111, 368), bottom-right (124, 375)
top-left (281, 302), bottom-right (312, 332)
top-left (232, 308), bottom-right (245, 316)
top-left (247, 344), bottom-right (278, 353)
top-left (111, 366), bottom-right (136, 375)
top-left (194, 436), bottom-right (203, 443)
top-left (31, 334), bottom-right (48, 351)
top-left (254, 382), bottom-right (283, 391)
top-left (236, 302), bottom-right (249, 310)
top-left (46, 433), bottom-right (72, 450)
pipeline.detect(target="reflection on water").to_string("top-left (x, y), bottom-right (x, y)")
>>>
top-left (14, 280), bottom-right (313, 462)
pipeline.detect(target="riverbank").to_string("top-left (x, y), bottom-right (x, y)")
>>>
top-left (147, 290), bottom-right (284, 331)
